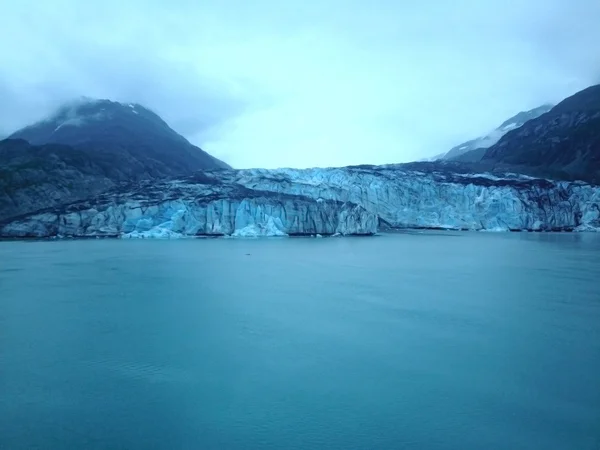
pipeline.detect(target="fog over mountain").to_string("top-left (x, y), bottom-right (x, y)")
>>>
top-left (1, 0), bottom-right (600, 168)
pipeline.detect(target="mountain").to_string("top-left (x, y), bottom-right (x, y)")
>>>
top-left (0, 139), bottom-right (118, 221)
top-left (1, 99), bottom-right (230, 221)
top-left (9, 98), bottom-right (230, 176)
top-left (439, 104), bottom-right (553, 161)
top-left (482, 85), bottom-right (600, 183)
top-left (3, 89), bottom-right (600, 236)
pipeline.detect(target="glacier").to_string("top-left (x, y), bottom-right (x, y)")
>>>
top-left (1, 165), bottom-right (599, 238)
top-left (0, 176), bottom-right (377, 238)
top-left (232, 166), bottom-right (600, 232)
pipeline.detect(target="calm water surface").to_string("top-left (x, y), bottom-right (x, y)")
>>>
top-left (1, 232), bottom-right (599, 449)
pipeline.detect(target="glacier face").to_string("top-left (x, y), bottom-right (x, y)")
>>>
top-left (437, 104), bottom-right (554, 161)
top-left (230, 166), bottom-right (600, 232)
top-left (1, 165), bottom-right (599, 238)
top-left (0, 179), bottom-right (378, 238)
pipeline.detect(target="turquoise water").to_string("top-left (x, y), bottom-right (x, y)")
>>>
top-left (1, 233), bottom-right (599, 449)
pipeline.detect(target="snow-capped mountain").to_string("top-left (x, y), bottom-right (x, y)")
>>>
top-left (9, 98), bottom-right (230, 175)
top-left (483, 85), bottom-right (600, 183)
top-left (1, 99), bottom-right (231, 221)
top-left (438, 104), bottom-right (554, 161)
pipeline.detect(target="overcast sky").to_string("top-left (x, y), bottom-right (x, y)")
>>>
top-left (1, 0), bottom-right (599, 168)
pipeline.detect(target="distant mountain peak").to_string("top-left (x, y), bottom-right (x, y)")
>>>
top-left (497, 104), bottom-right (554, 130)
top-left (481, 83), bottom-right (600, 182)
top-left (19, 98), bottom-right (160, 137)
top-left (435, 104), bottom-right (554, 162)
top-left (9, 96), bottom-right (230, 173)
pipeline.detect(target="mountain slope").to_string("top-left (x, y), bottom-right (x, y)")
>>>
top-left (0, 139), bottom-right (117, 221)
top-left (9, 99), bottom-right (230, 176)
top-left (482, 85), bottom-right (600, 182)
top-left (441, 104), bottom-right (553, 161)
top-left (1, 99), bottom-right (231, 221)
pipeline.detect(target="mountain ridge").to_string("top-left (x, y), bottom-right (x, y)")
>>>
top-left (1, 98), bottom-right (230, 221)
top-left (9, 98), bottom-right (230, 175)
top-left (481, 84), bottom-right (600, 183)
top-left (439, 104), bottom-right (554, 161)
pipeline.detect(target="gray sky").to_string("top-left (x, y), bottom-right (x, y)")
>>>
top-left (1, 0), bottom-right (599, 168)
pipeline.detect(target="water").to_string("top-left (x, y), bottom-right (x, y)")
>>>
top-left (1, 232), bottom-right (599, 450)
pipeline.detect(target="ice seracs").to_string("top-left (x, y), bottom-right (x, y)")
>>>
top-left (0, 187), bottom-right (378, 238)
top-left (232, 166), bottom-right (600, 232)
top-left (232, 216), bottom-right (288, 237)
top-left (1, 165), bottom-right (599, 238)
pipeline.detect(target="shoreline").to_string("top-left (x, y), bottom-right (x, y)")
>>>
top-left (1, 227), bottom-right (598, 242)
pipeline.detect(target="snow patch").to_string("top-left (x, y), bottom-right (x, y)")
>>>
top-left (459, 173), bottom-right (504, 181)
top-left (54, 117), bottom-right (86, 132)
top-left (51, 107), bottom-right (108, 134)
top-left (500, 122), bottom-right (519, 131)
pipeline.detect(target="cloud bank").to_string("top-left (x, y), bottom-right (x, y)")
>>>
top-left (1, 0), bottom-right (599, 168)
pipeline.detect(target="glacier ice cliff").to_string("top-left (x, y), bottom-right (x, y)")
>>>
top-left (1, 165), bottom-right (599, 238)
top-left (232, 166), bottom-right (600, 232)
top-left (0, 177), bottom-right (377, 238)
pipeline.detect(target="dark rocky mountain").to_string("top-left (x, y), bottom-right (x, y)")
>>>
top-left (0, 139), bottom-right (116, 221)
top-left (9, 98), bottom-right (230, 176)
top-left (1, 99), bottom-right (230, 221)
top-left (450, 147), bottom-right (488, 163)
top-left (481, 85), bottom-right (600, 183)
top-left (440, 104), bottom-right (553, 161)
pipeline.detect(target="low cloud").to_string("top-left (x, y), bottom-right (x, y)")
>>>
top-left (2, 0), bottom-right (600, 168)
